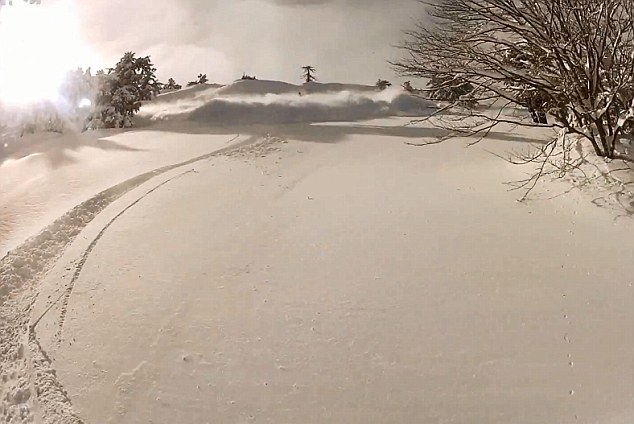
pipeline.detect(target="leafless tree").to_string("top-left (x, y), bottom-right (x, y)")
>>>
top-left (392, 0), bottom-right (634, 162)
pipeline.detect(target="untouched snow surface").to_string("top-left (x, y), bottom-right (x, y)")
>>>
top-left (1, 80), bottom-right (633, 424)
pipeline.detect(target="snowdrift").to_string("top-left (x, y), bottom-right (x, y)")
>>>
top-left (302, 81), bottom-right (377, 94)
top-left (215, 79), bottom-right (300, 96)
top-left (139, 80), bottom-right (434, 125)
top-left (155, 83), bottom-right (224, 103)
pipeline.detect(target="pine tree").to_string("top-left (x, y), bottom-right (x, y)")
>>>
top-left (426, 74), bottom-right (476, 106)
top-left (86, 52), bottom-right (160, 129)
top-left (187, 73), bottom-right (208, 87)
top-left (376, 79), bottom-right (392, 90)
top-left (502, 44), bottom-right (551, 124)
top-left (86, 70), bottom-right (118, 129)
top-left (301, 66), bottom-right (316, 83)
top-left (164, 78), bottom-right (182, 90)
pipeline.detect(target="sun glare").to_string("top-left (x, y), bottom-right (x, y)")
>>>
top-left (0, 0), bottom-right (96, 105)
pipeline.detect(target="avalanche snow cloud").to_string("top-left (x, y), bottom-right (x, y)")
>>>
top-left (139, 81), bottom-right (433, 125)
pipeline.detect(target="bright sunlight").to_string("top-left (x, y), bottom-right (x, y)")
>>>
top-left (0, 0), bottom-right (97, 105)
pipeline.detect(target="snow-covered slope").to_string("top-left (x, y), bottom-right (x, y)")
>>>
top-left (302, 81), bottom-right (377, 93)
top-left (0, 79), bottom-right (433, 259)
top-left (215, 79), bottom-right (300, 96)
top-left (139, 79), bottom-right (433, 125)
top-left (0, 79), bottom-right (632, 424)
top-left (154, 83), bottom-right (224, 102)
top-left (0, 129), bottom-right (248, 258)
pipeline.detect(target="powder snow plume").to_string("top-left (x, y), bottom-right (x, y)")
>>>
top-left (139, 80), bottom-right (433, 125)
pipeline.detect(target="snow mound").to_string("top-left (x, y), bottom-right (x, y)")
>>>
top-left (302, 81), bottom-right (377, 94)
top-left (139, 82), bottom-right (434, 125)
top-left (215, 79), bottom-right (301, 96)
top-left (155, 83), bottom-right (224, 103)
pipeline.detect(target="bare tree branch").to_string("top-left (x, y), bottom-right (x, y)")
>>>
top-left (392, 0), bottom-right (634, 161)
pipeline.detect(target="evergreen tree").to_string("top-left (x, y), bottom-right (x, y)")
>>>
top-left (164, 78), bottom-right (182, 90)
top-left (376, 79), bottom-right (392, 90)
top-left (301, 66), bottom-right (316, 83)
top-left (502, 44), bottom-right (552, 124)
top-left (187, 73), bottom-right (208, 87)
top-left (86, 70), bottom-right (119, 129)
top-left (426, 74), bottom-right (476, 106)
top-left (86, 52), bottom-right (160, 129)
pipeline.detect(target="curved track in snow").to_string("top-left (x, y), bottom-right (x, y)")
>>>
top-left (0, 134), bottom-right (282, 424)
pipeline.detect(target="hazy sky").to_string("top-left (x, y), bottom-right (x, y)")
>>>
top-left (55, 0), bottom-right (425, 85)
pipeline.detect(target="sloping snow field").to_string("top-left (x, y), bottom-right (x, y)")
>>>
top-left (1, 81), bottom-right (632, 424)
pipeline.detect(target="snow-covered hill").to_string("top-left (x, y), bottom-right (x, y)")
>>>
top-left (0, 79), bottom-right (632, 424)
top-left (138, 79), bottom-right (433, 124)
top-left (1, 79), bottom-right (434, 258)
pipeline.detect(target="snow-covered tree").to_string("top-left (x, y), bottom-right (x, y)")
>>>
top-left (301, 66), bottom-right (316, 83)
top-left (85, 70), bottom-right (120, 129)
top-left (392, 0), bottom-right (634, 160)
top-left (131, 54), bottom-right (161, 100)
top-left (426, 74), bottom-right (476, 106)
top-left (163, 78), bottom-right (182, 90)
top-left (376, 79), bottom-right (392, 90)
top-left (86, 52), bottom-right (160, 129)
top-left (402, 81), bottom-right (414, 93)
top-left (187, 73), bottom-right (208, 87)
top-left (501, 43), bottom-right (553, 124)
top-left (58, 67), bottom-right (95, 127)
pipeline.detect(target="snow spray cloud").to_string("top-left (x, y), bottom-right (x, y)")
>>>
top-left (139, 82), bottom-right (433, 125)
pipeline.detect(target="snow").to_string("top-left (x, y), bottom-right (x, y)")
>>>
top-left (139, 80), bottom-right (433, 125)
top-left (302, 81), bottom-right (377, 93)
top-left (154, 82), bottom-right (224, 102)
top-left (215, 79), bottom-right (299, 96)
top-left (0, 129), bottom-right (249, 259)
top-left (1, 79), bottom-right (633, 424)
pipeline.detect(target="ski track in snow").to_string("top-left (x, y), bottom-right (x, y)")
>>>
top-left (49, 168), bottom-right (197, 347)
top-left (0, 134), bottom-right (283, 424)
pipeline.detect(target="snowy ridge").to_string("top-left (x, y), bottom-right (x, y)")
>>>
top-left (302, 81), bottom-right (377, 94)
top-left (154, 82), bottom-right (224, 102)
top-left (215, 79), bottom-right (300, 96)
top-left (139, 79), bottom-right (433, 124)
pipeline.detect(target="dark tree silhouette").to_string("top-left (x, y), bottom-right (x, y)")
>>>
top-left (163, 78), bottom-right (182, 90)
top-left (301, 66), bottom-right (316, 83)
top-left (187, 73), bottom-right (208, 87)
top-left (426, 74), bottom-right (476, 107)
top-left (402, 81), bottom-right (414, 93)
top-left (376, 79), bottom-right (392, 90)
